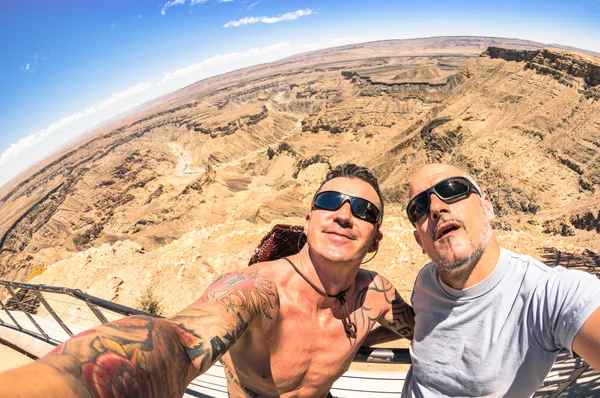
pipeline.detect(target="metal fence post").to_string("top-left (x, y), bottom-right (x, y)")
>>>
top-left (4, 286), bottom-right (51, 340)
top-left (547, 362), bottom-right (590, 398)
top-left (0, 299), bottom-right (22, 330)
top-left (32, 291), bottom-right (74, 337)
top-left (86, 302), bottom-right (108, 324)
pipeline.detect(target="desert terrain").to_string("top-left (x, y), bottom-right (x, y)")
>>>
top-left (0, 36), bottom-right (599, 331)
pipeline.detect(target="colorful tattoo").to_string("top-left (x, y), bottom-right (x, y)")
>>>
top-left (37, 270), bottom-right (278, 398)
top-left (198, 271), bottom-right (277, 319)
top-left (43, 316), bottom-right (192, 397)
top-left (81, 347), bottom-right (151, 397)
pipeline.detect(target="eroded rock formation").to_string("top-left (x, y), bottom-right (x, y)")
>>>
top-left (2, 37), bottom-right (600, 282)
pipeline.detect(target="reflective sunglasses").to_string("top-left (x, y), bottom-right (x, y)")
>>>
top-left (313, 191), bottom-right (381, 224)
top-left (406, 176), bottom-right (481, 223)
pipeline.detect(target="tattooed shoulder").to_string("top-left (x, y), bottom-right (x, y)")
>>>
top-left (356, 270), bottom-right (396, 300)
top-left (199, 270), bottom-right (279, 319)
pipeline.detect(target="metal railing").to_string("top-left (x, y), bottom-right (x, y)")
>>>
top-left (1, 279), bottom-right (596, 397)
top-left (0, 280), bottom-right (152, 349)
top-left (0, 279), bottom-right (409, 364)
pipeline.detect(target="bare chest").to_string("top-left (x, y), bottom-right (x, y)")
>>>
top-left (265, 292), bottom-right (381, 392)
top-left (224, 269), bottom-right (389, 396)
top-left (225, 306), bottom-right (362, 396)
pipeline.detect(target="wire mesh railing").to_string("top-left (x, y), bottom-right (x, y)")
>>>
top-left (0, 279), bottom-right (408, 364)
top-left (0, 279), bottom-right (151, 344)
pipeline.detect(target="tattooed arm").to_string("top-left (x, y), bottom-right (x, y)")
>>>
top-left (0, 270), bottom-right (278, 398)
top-left (363, 274), bottom-right (414, 346)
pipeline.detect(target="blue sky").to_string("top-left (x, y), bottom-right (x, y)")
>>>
top-left (1, 0), bottom-right (599, 188)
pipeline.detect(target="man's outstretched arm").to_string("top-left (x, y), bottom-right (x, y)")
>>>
top-left (0, 269), bottom-right (278, 397)
top-left (573, 306), bottom-right (600, 371)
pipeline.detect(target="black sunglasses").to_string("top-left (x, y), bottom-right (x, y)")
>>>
top-left (406, 176), bottom-right (481, 223)
top-left (313, 191), bottom-right (381, 224)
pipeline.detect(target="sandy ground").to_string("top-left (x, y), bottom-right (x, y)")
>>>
top-left (0, 343), bottom-right (33, 371)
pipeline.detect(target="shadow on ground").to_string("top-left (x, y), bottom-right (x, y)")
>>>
top-left (540, 247), bottom-right (600, 277)
top-left (534, 351), bottom-right (600, 397)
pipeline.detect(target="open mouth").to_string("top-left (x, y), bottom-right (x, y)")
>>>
top-left (435, 222), bottom-right (462, 240)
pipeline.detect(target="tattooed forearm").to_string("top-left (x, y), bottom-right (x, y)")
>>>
top-left (35, 316), bottom-right (196, 398)
top-left (169, 271), bottom-right (278, 373)
top-left (0, 271), bottom-right (278, 398)
top-left (208, 313), bottom-right (249, 362)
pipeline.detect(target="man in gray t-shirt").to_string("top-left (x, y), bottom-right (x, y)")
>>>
top-left (400, 163), bottom-right (600, 397)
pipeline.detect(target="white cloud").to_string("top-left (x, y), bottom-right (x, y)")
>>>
top-left (159, 42), bottom-right (292, 84)
top-left (247, 1), bottom-right (260, 9)
top-left (0, 82), bottom-right (152, 167)
top-left (2, 40), bottom-right (312, 171)
top-left (161, 0), bottom-right (210, 14)
top-left (161, 0), bottom-right (186, 15)
top-left (0, 36), bottom-right (371, 187)
top-left (223, 8), bottom-right (314, 28)
top-left (23, 55), bottom-right (39, 73)
top-left (96, 82), bottom-right (153, 109)
top-left (218, 0), bottom-right (234, 2)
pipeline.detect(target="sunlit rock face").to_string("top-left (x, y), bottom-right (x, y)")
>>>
top-left (1, 36), bottom-right (599, 290)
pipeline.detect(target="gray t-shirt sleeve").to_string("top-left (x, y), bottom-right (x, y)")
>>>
top-left (533, 266), bottom-right (600, 355)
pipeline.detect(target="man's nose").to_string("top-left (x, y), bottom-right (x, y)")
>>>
top-left (333, 201), bottom-right (353, 225)
top-left (428, 193), bottom-right (450, 220)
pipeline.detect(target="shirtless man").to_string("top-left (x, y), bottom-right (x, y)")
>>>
top-left (0, 163), bottom-right (414, 397)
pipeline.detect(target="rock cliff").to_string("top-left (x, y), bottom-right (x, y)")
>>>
top-left (1, 37), bottom-right (599, 285)
top-left (486, 46), bottom-right (600, 87)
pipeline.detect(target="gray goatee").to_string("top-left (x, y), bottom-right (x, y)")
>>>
top-left (435, 217), bottom-right (492, 281)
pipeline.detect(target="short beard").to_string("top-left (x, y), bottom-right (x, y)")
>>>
top-left (436, 218), bottom-right (493, 283)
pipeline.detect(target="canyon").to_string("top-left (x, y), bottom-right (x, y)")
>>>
top-left (0, 37), bottom-right (599, 321)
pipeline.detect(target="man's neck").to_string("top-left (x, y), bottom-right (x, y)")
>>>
top-left (439, 237), bottom-right (501, 290)
top-left (291, 247), bottom-right (359, 301)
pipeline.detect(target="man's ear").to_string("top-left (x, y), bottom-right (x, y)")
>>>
top-left (481, 195), bottom-right (495, 221)
top-left (304, 213), bottom-right (311, 232)
top-left (369, 228), bottom-right (383, 252)
top-left (413, 230), bottom-right (425, 254)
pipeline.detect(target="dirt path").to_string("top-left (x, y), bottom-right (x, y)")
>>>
top-left (167, 143), bottom-right (205, 176)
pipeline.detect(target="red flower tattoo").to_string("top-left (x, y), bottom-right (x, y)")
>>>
top-left (81, 349), bottom-right (151, 398)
